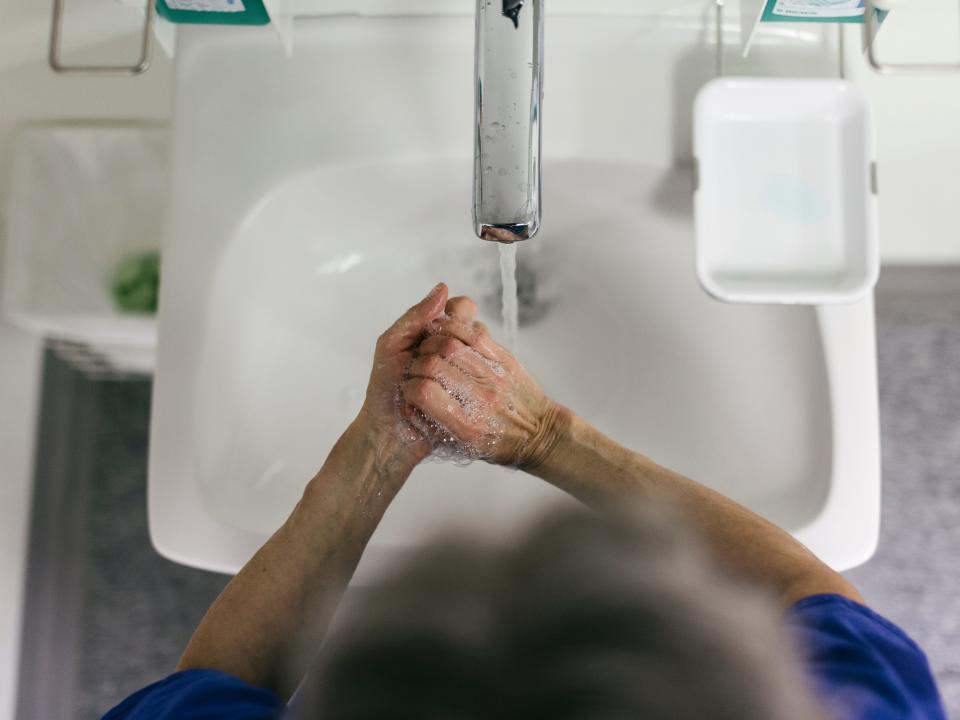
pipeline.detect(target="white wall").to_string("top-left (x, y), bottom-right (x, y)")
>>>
top-left (844, 8), bottom-right (960, 263)
top-left (0, 2), bottom-right (173, 212)
top-left (0, 326), bottom-right (41, 720)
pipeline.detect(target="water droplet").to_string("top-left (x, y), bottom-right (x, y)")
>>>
top-left (498, 168), bottom-right (508, 176)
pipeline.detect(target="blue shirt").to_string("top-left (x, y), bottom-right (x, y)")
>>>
top-left (785, 594), bottom-right (946, 719)
top-left (103, 594), bottom-right (946, 720)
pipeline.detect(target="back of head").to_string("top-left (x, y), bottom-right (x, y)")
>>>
top-left (300, 506), bottom-right (824, 720)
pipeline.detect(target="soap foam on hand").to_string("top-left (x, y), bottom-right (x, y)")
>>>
top-left (408, 409), bottom-right (502, 468)
top-left (394, 313), bottom-right (508, 467)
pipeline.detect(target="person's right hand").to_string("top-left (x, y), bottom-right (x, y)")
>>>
top-left (400, 295), bottom-right (565, 468)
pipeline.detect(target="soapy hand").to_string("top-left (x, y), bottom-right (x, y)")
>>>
top-left (401, 295), bottom-right (563, 468)
top-left (358, 283), bottom-right (450, 464)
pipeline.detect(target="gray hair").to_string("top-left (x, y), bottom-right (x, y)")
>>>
top-left (301, 505), bottom-right (825, 720)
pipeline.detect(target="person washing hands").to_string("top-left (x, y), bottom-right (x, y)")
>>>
top-left (105, 283), bottom-right (945, 720)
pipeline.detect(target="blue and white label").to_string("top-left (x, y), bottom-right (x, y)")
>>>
top-left (770, 0), bottom-right (865, 18)
top-left (165, 0), bottom-right (246, 12)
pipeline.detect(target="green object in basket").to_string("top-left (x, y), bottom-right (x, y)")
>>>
top-left (112, 251), bottom-right (160, 314)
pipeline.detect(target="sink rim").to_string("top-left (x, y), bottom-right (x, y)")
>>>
top-left (148, 18), bottom-right (878, 576)
top-left (149, 156), bottom-right (880, 576)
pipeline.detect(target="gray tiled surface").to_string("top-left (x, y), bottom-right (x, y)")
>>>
top-left (845, 267), bottom-right (960, 717)
top-left (17, 267), bottom-right (960, 719)
top-left (16, 359), bottom-right (229, 720)
top-left (75, 379), bottom-right (229, 720)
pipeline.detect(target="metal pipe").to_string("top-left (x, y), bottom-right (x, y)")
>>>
top-left (473, 0), bottom-right (544, 242)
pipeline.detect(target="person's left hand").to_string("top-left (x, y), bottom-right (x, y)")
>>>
top-left (356, 282), bottom-right (450, 463)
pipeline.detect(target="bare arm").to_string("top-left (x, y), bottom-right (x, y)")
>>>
top-left (176, 416), bottom-right (417, 696)
top-left (177, 284), bottom-right (451, 696)
top-left (528, 405), bottom-right (863, 607)
top-left (403, 304), bottom-right (863, 609)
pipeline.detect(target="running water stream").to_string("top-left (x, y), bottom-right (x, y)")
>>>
top-left (499, 243), bottom-right (519, 348)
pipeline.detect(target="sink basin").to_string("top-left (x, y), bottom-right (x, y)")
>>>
top-left (150, 13), bottom-right (879, 577)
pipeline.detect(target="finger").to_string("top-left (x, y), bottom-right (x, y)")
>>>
top-left (430, 316), bottom-right (501, 361)
top-left (416, 334), bottom-right (498, 378)
top-left (379, 283), bottom-right (449, 353)
top-left (407, 354), bottom-right (481, 401)
top-left (444, 295), bottom-right (478, 324)
top-left (402, 378), bottom-right (482, 443)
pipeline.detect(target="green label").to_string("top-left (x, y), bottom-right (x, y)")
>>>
top-left (761, 0), bottom-right (886, 23)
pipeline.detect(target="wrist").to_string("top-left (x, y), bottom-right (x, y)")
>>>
top-left (301, 411), bottom-right (418, 504)
top-left (351, 408), bottom-right (425, 474)
top-left (518, 399), bottom-right (573, 473)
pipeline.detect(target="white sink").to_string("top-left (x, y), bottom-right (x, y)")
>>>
top-left (149, 12), bottom-right (879, 577)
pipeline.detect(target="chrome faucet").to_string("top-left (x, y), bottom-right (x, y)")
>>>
top-left (473, 0), bottom-right (544, 243)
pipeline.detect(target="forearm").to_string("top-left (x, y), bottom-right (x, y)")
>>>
top-left (177, 415), bottom-right (416, 697)
top-left (530, 405), bottom-right (862, 607)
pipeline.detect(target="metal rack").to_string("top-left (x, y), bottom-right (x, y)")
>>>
top-left (48, 0), bottom-right (153, 75)
top-left (863, 0), bottom-right (960, 74)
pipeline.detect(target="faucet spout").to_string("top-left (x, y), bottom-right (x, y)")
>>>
top-left (473, 0), bottom-right (544, 243)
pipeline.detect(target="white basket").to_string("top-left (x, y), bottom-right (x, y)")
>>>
top-left (694, 78), bottom-right (879, 305)
top-left (2, 123), bottom-right (167, 371)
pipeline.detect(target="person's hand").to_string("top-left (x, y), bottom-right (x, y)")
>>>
top-left (356, 283), bottom-right (450, 464)
top-left (400, 295), bottom-right (565, 467)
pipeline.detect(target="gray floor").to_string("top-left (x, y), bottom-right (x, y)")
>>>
top-left (15, 267), bottom-right (960, 719)
top-left (15, 355), bottom-right (229, 720)
top-left (845, 267), bottom-right (960, 716)
top-left (75, 379), bottom-right (230, 720)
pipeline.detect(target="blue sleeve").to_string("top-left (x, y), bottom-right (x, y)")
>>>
top-left (101, 668), bottom-right (283, 720)
top-left (786, 594), bottom-right (946, 720)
